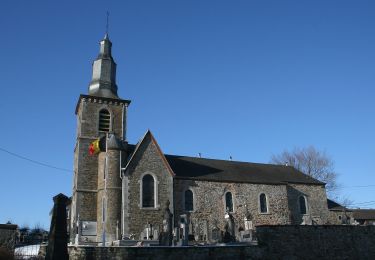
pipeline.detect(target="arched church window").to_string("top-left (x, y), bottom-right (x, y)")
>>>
top-left (184, 190), bottom-right (194, 211)
top-left (299, 196), bottom-right (307, 215)
top-left (99, 109), bottom-right (111, 132)
top-left (225, 192), bottom-right (234, 212)
top-left (142, 174), bottom-right (155, 207)
top-left (259, 193), bottom-right (268, 213)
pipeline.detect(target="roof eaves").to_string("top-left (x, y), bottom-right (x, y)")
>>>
top-left (174, 176), bottom-right (286, 185)
top-left (284, 180), bottom-right (325, 186)
top-left (75, 94), bottom-right (131, 115)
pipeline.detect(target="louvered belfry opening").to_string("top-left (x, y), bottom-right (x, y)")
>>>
top-left (99, 109), bottom-right (111, 132)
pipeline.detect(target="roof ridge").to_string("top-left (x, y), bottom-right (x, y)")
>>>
top-left (123, 131), bottom-right (174, 177)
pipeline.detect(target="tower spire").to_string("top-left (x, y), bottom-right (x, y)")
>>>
top-left (88, 21), bottom-right (118, 98)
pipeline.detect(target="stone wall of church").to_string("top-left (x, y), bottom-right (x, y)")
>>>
top-left (327, 210), bottom-right (341, 224)
top-left (74, 138), bottom-right (98, 191)
top-left (286, 184), bottom-right (329, 225)
top-left (76, 192), bottom-right (97, 221)
top-left (173, 179), bottom-right (291, 241)
top-left (71, 136), bottom-right (97, 242)
top-left (327, 210), bottom-right (353, 225)
top-left (124, 135), bottom-right (174, 239)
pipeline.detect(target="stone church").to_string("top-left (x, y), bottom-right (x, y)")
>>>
top-left (69, 34), bottom-right (330, 245)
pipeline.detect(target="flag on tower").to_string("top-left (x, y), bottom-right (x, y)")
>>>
top-left (89, 139), bottom-right (100, 155)
top-left (89, 136), bottom-right (107, 155)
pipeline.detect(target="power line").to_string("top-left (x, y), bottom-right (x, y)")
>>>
top-left (0, 145), bottom-right (374, 186)
top-left (0, 147), bottom-right (72, 173)
top-left (347, 201), bottom-right (375, 206)
top-left (343, 200), bottom-right (375, 208)
top-left (337, 185), bottom-right (375, 189)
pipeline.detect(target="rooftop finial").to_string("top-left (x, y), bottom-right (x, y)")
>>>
top-left (105, 11), bottom-right (110, 38)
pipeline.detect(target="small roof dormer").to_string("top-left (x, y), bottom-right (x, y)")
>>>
top-left (88, 33), bottom-right (119, 99)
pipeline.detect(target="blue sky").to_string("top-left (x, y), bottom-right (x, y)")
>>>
top-left (0, 0), bottom-right (374, 228)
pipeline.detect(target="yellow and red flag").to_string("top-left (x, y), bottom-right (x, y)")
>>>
top-left (89, 139), bottom-right (100, 155)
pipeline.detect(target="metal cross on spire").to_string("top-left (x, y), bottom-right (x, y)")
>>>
top-left (106, 11), bottom-right (110, 35)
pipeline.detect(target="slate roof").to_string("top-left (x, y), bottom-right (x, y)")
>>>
top-left (327, 199), bottom-right (350, 211)
top-left (126, 137), bottom-right (324, 185)
top-left (0, 224), bottom-right (18, 230)
top-left (164, 155), bottom-right (324, 185)
top-left (352, 209), bottom-right (375, 220)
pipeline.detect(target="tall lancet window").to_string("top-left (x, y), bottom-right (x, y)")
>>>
top-left (299, 196), bottom-right (308, 215)
top-left (225, 192), bottom-right (234, 213)
top-left (142, 174), bottom-right (155, 207)
top-left (184, 190), bottom-right (194, 212)
top-left (259, 193), bottom-right (268, 213)
top-left (99, 109), bottom-right (111, 132)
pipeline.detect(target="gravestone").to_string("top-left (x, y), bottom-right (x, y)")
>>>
top-left (193, 219), bottom-right (209, 242)
top-left (301, 215), bottom-right (313, 225)
top-left (240, 211), bottom-right (254, 242)
top-left (194, 222), bottom-right (199, 241)
top-left (46, 193), bottom-right (69, 260)
top-left (211, 227), bottom-right (220, 243)
top-left (177, 214), bottom-right (189, 246)
top-left (223, 212), bottom-right (236, 243)
top-left (239, 230), bottom-right (253, 242)
top-left (244, 215), bottom-right (253, 231)
top-left (202, 220), bottom-right (208, 242)
top-left (159, 200), bottom-right (173, 246)
top-left (188, 219), bottom-right (195, 241)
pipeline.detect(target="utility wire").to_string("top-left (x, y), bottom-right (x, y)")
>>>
top-left (347, 200), bottom-right (375, 206)
top-left (0, 146), bottom-right (374, 185)
top-left (336, 185), bottom-right (375, 189)
top-left (0, 147), bottom-right (72, 173)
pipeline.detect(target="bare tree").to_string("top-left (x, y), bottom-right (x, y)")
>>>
top-left (336, 196), bottom-right (354, 208)
top-left (271, 146), bottom-right (338, 195)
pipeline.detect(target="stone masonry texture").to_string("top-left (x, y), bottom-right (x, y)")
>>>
top-left (124, 134), bottom-right (174, 239)
top-left (173, 180), bottom-right (329, 241)
top-left (286, 184), bottom-right (329, 224)
top-left (327, 209), bottom-right (353, 225)
top-left (255, 225), bottom-right (375, 259)
top-left (68, 225), bottom-right (375, 260)
top-left (97, 150), bottom-right (122, 243)
top-left (71, 95), bottom-right (126, 243)
top-left (174, 179), bottom-right (291, 241)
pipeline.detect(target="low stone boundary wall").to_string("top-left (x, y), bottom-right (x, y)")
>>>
top-left (256, 225), bottom-right (375, 259)
top-left (69, 225), bottom-right (375, 259)
top-left (69, 244), bottom-right (262, 260)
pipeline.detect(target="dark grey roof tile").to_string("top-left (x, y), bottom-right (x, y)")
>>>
top-left (165, 155), bottom-right (324, 185)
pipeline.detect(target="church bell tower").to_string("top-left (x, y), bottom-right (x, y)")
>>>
top-left (70, 34), bottom-right (130, 244)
